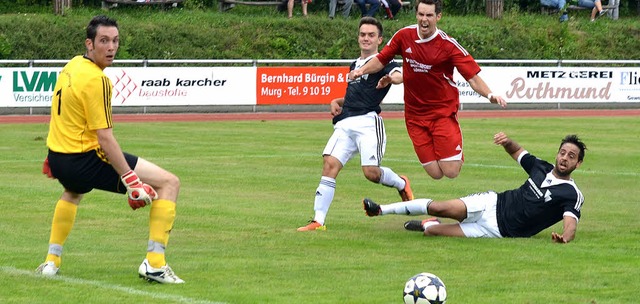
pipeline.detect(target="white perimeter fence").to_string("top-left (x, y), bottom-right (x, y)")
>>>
top-left (1, 59), bottom-right (639, 115)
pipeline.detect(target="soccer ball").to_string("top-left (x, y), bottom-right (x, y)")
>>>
top-left (403, 272), bottom-right (447, 304)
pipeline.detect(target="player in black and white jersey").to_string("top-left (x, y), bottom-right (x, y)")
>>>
top-left (298, 17), bottom-right (412, 231)
top-left (363, 132), bottom-right (587, 243)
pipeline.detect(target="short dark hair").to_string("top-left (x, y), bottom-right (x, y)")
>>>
top-left (416, 0), bottom-right (443, 14)
top-left (560, 134), bottom-right (587, 162)
top-left (86, 15), bottom-right (118, 41)
top-left (359, 16), bottom-right (383, 37)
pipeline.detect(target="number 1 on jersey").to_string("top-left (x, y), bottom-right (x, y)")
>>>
top-left (55, 89), bottom-right (62, 115)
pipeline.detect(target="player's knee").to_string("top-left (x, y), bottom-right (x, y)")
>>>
top-left (423, 165), bottom-right (444, 180)
top-left (363, 170), bottom-right (380, 183)
top-left (61, 191), bottom-right (83, 205)
top-left (323, 161), bottom-right (339, 172)
top-left (361, 166), bottom-right (381, 182)
top-left (158, 172), bottom-right (180, 196)
top-left (167, 173), bottom-right (180, 190)
top-left (430, 174), bottom-right (444, 180)
top-left (443, 170), bottom-right (460, 179)
top-left (425, 170), bottom-right (444, 180)
top-left (158, 173), bottom-right (181, 202)
top-left (322, 156), bottom-right (342, 177)
top-left (441, 162), bottom-right (462, 179)
top-left (427, 202), bottom-right (446, 216)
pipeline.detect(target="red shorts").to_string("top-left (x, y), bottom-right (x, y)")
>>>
top-left (405, 116), bottom-right (464, 164)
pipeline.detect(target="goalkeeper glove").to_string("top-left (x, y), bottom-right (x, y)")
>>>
top-left (42, 157), bottom-right (55, 179)
top-left (121, 170), bottom-right (158, 210)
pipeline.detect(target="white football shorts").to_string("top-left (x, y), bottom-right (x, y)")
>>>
top-left (323, 111), bottom-right (386, 167)
top-left (458, 191), bottom-right (503, 238)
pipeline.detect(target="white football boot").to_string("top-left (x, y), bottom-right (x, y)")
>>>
top-left (35, 261), bottom-right (59, 276)
top-left (138, 259), bottom-right (185, 284)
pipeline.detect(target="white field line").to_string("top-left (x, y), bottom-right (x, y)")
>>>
top-left (0, 266), bottom-right (228, 304)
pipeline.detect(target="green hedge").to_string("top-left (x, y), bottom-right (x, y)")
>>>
top-left (4, 0), bottom-right (639, 14)
top-left (0, 5), bottom-right (638, 60)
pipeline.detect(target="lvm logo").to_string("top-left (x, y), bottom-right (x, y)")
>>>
top-left (13, 70), bottom-right (58, 103)
top-left (13, 70), bottom-right (58, 92)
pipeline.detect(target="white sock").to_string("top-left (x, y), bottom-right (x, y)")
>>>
top-left (313, 176), bottom-right (336, 225)
top-left (380, 199), bottom-right (432, 215)
top-left (423, 220), bottom-right (440, 230)
top-left (378, 166), bottom-right (406, 191)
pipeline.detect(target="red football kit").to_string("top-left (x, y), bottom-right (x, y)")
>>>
top-left (376, 26), bottom-right (481, 163)
top-left (377, 25), bottom-right (480, 120)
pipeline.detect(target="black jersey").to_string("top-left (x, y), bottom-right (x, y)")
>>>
top-left (332, 55), bottom-right (401, 124)
top-left (496, 152), bottom-right (584, 238)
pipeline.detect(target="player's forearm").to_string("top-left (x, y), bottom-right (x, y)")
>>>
top-left (502, 139), bottom-right (523, 160)
top-left (562, 217), bottom-right (578, 243)
top-left (97, 128), bottom-right (131, 175)
top-left (359, 57), bottom-right (384, 76)
top-left (502, 139), bottom-right (520, 154)
top-left (389, 70), bottom-right (403, 84)
top-left (467, 74), bottom-right (492, 98)
top-left (468, 75), bottom-right (506, 108)
top-left (331, 98), bottom-right (345, 107)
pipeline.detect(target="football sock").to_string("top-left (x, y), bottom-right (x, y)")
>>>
top-left (147, 247), bottom-right (166, 269)
top-left (312, 176), bottom-right (336, 225)
top-left (47, 199), bottom-right (78, 267)
top-left (147, 199), bottom-right (176, 268)
top-left (46, 244), bottom-right (63, 268)
top-left (380, 199), bottom-right (432, 215)
top-left (378, 166), bottom-right (406, 191)
top-left (423, 220), bottom-right (440, 231)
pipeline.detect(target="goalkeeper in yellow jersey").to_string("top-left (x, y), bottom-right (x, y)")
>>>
top-left (36, 15), bottom-right (184, 284)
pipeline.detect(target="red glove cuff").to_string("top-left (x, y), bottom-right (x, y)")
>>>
top-left (121, 170), bottom-right (140, 186)
top-left (42, 157), bottom-right (55, 179)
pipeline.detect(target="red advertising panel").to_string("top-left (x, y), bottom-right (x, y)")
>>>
top-left (257, 66), bottom-right (349, 105)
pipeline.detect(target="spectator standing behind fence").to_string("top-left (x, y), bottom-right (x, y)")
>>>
top-left (380, 0), bottom-right (402, 19)
top-left (355, 0), bottom-right (380, 16)
top-left (540, 0), bottom-right (569, 22)
top-left (288, 0), bottom-right (309, 18)
top-left (577, 0), bottom-right (609, 21)
top-left (329, 0), bottom-right (353, 18)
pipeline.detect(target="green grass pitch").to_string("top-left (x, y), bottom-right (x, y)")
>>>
top-left (0, 115), bottom-right (638, 303)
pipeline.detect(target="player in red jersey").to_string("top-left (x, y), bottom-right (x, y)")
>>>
top-left (350, 0), bottom-right (507, 180)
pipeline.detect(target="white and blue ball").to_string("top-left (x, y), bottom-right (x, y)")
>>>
top-left (403, 272), bottom-right (447, 304)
